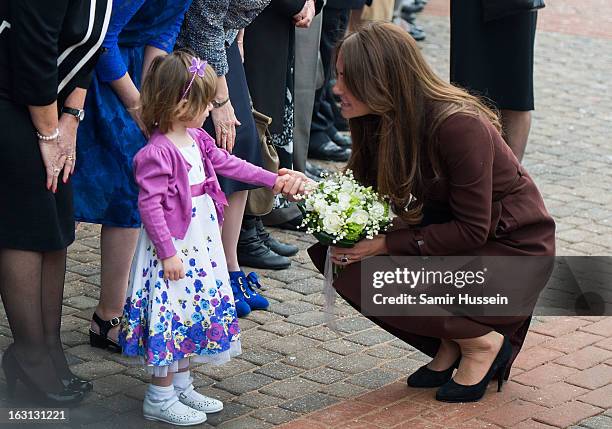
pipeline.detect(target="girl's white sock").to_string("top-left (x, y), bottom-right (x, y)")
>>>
top-left (146, 383), bottom-right (176, 403)
top-left (173, 370), bottom-right (193, 392)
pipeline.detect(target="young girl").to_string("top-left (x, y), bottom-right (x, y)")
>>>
top-left (118, 51), bottom-right (304, 425)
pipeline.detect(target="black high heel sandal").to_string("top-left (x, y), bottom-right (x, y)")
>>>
top-left (407, 357), bottom-right (461, 388)
top-left (435, 335), bottom-right (512, 403)
top-left (89, 312), bottom-right (122, 353)
top-left (2, 345), bottom-right (84, 406)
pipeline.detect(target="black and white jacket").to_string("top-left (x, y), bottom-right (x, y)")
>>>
top-left (0, 0), bottom-right (112, 106)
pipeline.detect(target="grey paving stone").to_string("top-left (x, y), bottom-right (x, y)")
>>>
top-left (195, 358), bottom-right (256, 381)
top-left (250, 407), bottom-right (301, 425)
top-left (259, 321), bottom-right (304, 336)
top-left (91, 374), bottom-right (144, 397)
top-left (261, 288), bottom-right (304, 302)
top-left (70, 360), bottom-right (126, 380)
top-left (577, 414), bottom-right (612, 429)
top-left (320, 339), bottom-right (365, 356)
top-left (382, 357), bottom-right (426, 374)
top-left (268, 301), bottom-right (318, 317)
top-left (68, 404), bottom-right (115, 426)
top-left (204, 402), bottom-right (253, 426)
top-left (283, 348), bottom-right (340, 370)
top-left (266, 267), bottom-right (319, 283)
top-left (59, 330), bottom-right (89, 348)
top-left (347, 368), bottom-right (403, 389)
top-left (333, 316), bottom-right (376, 334)
top-left (215, 372), bottom-right (275, 395)
top-left (97, 393), bottom-right (142, 414)
top-left (261, 335), bottom-right (320, 355)
top-left (284, 278), bottom-right (325, 295)
top-left (66, 344), bottom-right (113, 361)
top-left (242, 310), bottom-right (284, 325)
top-left (259, 378), bottom-right (321, 400)
top-left (233, 391), bottom-right (285, 409)
top-left (286, 310), bottom-right (329, 327)
top-left (238, 347), bottom-right (284, 366)
top-left (301, 367), bottom-right (346, 384)
top-left (279, 392), bottom-right (338, 414)
top-left (63, 295), bottom-right (99, 310)
top-left (318, 381), bottom-right (368, 399)
top-left (300, 326), bottom-right (341, 342)
top-left (254, 362), bottom-right (304, 380)
top-left (326, 354), bottom-right (382, 375)
top-left (239, 329), bottom-right (281, 349)
top-left (365, 344), bottom-right (411, 359)
top-left (217, 416), bottom-right (274, 429)
top-left (344, 328), bottom-right (397, 347)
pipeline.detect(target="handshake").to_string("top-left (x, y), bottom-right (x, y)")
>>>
top-left (272, 168), bottom-right (315, 201)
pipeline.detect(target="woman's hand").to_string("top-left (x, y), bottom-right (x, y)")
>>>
top-left (58, 114), bottom-right (78, 181)
top-left (38, 134), bottom-right (65, 193)
top-left (294, 0), bottom-right (315, 28)
top-left (213, 75), bottom-right (241, 152)
top-left (162, 255), bottom-right (185, 281)
top-left (276, 168), bottom-right (316, 201)
top-left (330, 235), bottom-right (388, 266)
top-left (127, 106), bottom-right (148, 137)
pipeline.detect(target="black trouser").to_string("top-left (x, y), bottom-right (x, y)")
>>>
top-left (309, 6), bottom-right (350, 151)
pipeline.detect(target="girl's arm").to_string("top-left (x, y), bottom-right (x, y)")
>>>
top-left (133, 147), bottom-right (176, 260)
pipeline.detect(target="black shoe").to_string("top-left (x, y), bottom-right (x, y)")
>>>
top-left (256, 218), bottom-right (299, 257)
top-left (90, 312), bottom-right (122, 353)
top-left (2, 345), bottom-right (85, 407)
top-left (435, 336), bottom-right (512, 403)
top-left (308, 141), bottom-right (351, 162)
top-left (407, 358), bottom-right (460, 388)
top-left (60, 374), bottom-right (93, 393)
top-left (238, 217), bottom-right (291, 270)
top-left (329, 132), bottom-right (352, 148)
top-left (305, 162), bottom-right (328, 182)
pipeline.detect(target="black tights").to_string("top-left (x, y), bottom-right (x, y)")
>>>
top-left (0, 248), bottom-right (71, 392)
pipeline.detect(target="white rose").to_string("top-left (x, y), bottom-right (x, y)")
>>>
top-left (370, 201), bottom-right (385, 218)
top-left (337, 193), bottom-right (352, 211)
top-left (322, 213), bottom-right (343, 234)
top-left (313, 198), bottom-right (327, 214)
top-left (349, 209), bottom-right (369, 225)
top-left (340, 181), bottom-right (354, 194)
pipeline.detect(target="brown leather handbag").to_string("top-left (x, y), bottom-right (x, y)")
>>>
top-left (482, 0), bottom-right (545, 22)
top-left (245, 109), bottom-right (279, 216)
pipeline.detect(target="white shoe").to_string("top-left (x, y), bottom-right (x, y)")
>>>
top-left (143, 394), bottom-right (207, 426)
top-left (178, 385), bottom-right (224, 413)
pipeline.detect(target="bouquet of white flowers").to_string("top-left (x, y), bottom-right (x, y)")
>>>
top-left (298, 170), bottom-right (392, 247)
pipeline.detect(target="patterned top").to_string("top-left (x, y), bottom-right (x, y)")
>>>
top-left (177, 0), bottom-right (271, 76)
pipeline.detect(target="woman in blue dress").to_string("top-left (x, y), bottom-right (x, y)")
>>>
top-left (72, 0), bottom-right (192, 352)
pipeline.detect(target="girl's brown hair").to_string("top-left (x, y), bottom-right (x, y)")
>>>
top-left (140, 50), bottom-right (217, 134)
top-left (338, 22), bottom-right (501, 224)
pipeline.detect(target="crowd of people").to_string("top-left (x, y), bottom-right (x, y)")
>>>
top-left (0, 0), bottom-right (550, 426)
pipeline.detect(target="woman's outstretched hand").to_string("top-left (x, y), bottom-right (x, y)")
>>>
top-left (273, 168), bottom-right (316, 200)
top-left (330, 235), bottom-right (388, 266)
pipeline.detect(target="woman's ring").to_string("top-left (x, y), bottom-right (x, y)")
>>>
top-left (53, 167), bottom-right (61, 173)
top-left (340, 255), bottom-right (349, 264)
top-left (67, 155), bottom-right (74, 161)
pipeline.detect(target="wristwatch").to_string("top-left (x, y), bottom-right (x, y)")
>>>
top-left (62, 106), bottom-right (85, 122)
top-left (212, 97), bottom-right (230, 109)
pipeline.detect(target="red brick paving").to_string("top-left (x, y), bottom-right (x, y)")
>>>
top-left (279, 317), bottom-right (612, 429)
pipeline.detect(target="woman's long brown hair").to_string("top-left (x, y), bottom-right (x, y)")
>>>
top-left (338, 22), bottom-right (501, 224)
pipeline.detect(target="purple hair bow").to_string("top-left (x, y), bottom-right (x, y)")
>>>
top-left (181, 57), bottom-right (208, 100)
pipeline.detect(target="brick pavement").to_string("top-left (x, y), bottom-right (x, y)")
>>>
top-left (1, 2), bottom-right (611, 428)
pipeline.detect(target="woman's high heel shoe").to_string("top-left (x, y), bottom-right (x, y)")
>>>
top-left (89, 312), bottom-right (122, 353)
top-left (407, 357), bottom-right (461, 388)
top-left (435, 335), bottom-right (512, 403)
top-left (2, 345), bottom-right (84, 406)
top-left (59, 374), bottom-right (93, 393)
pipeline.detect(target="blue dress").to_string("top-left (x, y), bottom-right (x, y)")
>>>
top-left (73, 0), bottom-right (192, 227)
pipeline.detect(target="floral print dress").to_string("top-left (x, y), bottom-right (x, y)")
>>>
top-left (119, 142), bottom-right (241, 377)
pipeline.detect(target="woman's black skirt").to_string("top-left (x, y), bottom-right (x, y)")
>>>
top-left (450, 0), bottom-right (538, 111)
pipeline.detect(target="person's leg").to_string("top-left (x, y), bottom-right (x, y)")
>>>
top-left (0, 249), bottom-right (64, 393)
top-left (91, 225), bottom-right (140, 342)
top-left (452, 330), bottom-right (504, 385)
top-left (223, 191), bottom-right (248, 272)
top-left (501, 109), bottom-right (532, 162)
top-left (426, 338), bottom-right (461, 371)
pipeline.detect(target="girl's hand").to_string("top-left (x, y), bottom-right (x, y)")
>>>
top-left (294, 0), bottom-right (315, 28)
top-left (162, 255), bottom-right (185, 281)
top-left (330, 235), bottom-right (388, 266)
top-left (58, 114), bottom-right (78, 181)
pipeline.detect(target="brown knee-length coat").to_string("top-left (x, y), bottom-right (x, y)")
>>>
top-left (308, 113), bottom-right (556, 378)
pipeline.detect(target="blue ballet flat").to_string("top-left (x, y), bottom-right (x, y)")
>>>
top-left (244, 272), bottom-right (270, 310)
top-left (229, 271), bottom-right (252, 318)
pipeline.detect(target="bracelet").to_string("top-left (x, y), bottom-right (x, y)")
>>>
top-left (36, 128), bottom-right (60, 141)
top-left (212, 97), bottom-right (230, 109)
